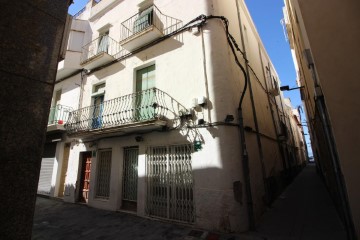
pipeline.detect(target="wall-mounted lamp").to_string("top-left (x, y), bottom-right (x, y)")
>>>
top-left (135, 136), bottom-right (144, 142)
top-left (280, 85), bottom-right (304, 91)
top-left (224, 114), bottom-right (234, 123)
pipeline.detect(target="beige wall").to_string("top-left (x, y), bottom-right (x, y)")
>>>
top-left (57, 0), bottom-right (307, 232)
top-left (284, 0), bottom-right (360, 237)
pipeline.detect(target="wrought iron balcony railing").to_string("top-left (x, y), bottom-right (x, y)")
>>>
top-left (65, 88), bottom-right (186, 135)
top-left (80, 35), bottom-right (120, 64)
top-left (48, 104), bottom-right (73, 125)
top-left (120, 5), bottom-right (182, 43)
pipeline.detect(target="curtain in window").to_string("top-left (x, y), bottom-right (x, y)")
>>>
top-left (97, 34), bottom-right (109, 54)
top-left (133, 7), bottom-right (153, 33)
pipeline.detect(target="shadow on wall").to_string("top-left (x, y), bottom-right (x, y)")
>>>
top-left (135, 37), bottom-right (184, 62)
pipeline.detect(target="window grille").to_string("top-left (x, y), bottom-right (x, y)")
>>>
top-left (146, 144), bottom-right (194, 223)
top-left (95, 150), bottom-right (112, 199)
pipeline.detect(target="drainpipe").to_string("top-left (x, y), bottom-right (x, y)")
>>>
top-left (78, 70), bottom-right (86, 110)
top-left (235, 0), bottom-right (270, 206)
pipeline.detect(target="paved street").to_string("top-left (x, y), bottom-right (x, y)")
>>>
top-left (32, 198), bottom-right (260, 240)
top-left (256, 164), bottom-right (347, 240)
top-left (33, 164), bottom-right (347, 240)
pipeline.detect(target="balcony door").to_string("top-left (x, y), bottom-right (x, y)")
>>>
top-left (92, 95), bottom-right (104, 129)
top-left (48, 89), bottom-right (61, 125)
top-left (133, 7), bottom-right (154, 34)
top-left (78, 151), bottom-right (92, 203)
top-left (135, 65), bottom-right (155, 121)
top-left (97, 31), bottom-right (109, 54)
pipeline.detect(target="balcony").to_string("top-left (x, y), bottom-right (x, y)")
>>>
top-left (80, 35), bottom-right (120, 70)
top-left (47, 105), bottom-right (73, 132)
top-left (65, 88), bottom-right (186, 138)
top-left (90, 0), bottom-right (121, 20)
top-left (57, 19), bottom-right (87, 80)
top-left (119, 5), bottom-right (182, 51)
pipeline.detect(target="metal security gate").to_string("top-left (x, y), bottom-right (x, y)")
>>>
top-left (95, 150), bottom-right (112, 199)
top-left (146, 145), bottom-right (194, 223)
top-left (122, 147), bottom-right (139, 211)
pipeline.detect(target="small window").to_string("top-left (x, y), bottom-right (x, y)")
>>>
top-left (93, 83), bottom-right (106, 93)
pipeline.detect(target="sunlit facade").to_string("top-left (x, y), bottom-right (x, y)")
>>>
top-left (38, 0), bottom-right (306, 232)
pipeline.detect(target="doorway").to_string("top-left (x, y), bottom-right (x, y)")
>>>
top-left (92, 95), bottom-right (104, 129)
top-left (122, 147), bottom-right (139, 211)
top-left (58, 143), bottom-right (70, 197)
top-left (78, 151), bottom-right (92, 203)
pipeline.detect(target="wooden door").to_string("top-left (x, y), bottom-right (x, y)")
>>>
top-left (79, 152), bottom-right (92, 203)
top-left (58, 143), bottom-right (70, 197)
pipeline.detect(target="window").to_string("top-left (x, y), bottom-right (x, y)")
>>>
top-left (95, 150), bottom-right (112, 199)
top-left (93, 83), bottom-right (106, 94)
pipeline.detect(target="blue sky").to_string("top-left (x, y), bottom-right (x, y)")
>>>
top-left (67, 0), bottom-right (312, 156)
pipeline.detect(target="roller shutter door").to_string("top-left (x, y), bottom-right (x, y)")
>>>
top-left (37, 142), bottom-right (56, 195)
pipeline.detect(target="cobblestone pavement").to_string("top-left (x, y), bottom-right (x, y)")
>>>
top-left (33, 164), bottom-right (346, 240)
top-left (32, 197), bottom-right (261, 240)
top-left (256, 164), bottom-right (347, 240)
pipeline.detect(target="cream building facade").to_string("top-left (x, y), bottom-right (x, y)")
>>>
top-left (283, 0), bottom-right (360, 238)
top-left (38, 0), bottom-right (306, 233)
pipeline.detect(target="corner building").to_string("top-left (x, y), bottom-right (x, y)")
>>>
top-left (40, 0), bottom-right (306, 232)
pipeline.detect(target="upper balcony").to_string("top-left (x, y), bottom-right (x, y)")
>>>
top-left (90, 0), bottom-right (121, 20)
top-left (119, 5), bottom-right (182, 51)
top-left (65, 88), bottom-right (186, 139)
top-left (47, 105), bottom-right (73, 132)
top-left (80, 35), bottom-right (121, 70)
top-left (57, 19), bottom-right (87, 80)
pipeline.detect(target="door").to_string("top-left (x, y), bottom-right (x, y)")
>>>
top-left (135, 65), bottom-right (155, 121)
top-left (79, 152), bottom-right (92, 203)
top-left (133, 7), bottom-right (154, 33)
top-left (38, 142), bottom-right (57, 196)
top-left (97, 31), bottom-right (109, 54)
top-left (122, 147), bottom-right (139, 211)
top-left (146, 145), bottom-right (194, 223)
top-left (58, 143), bottom-right (70, 197)
top-left (92, 95), bottom-right (104, 129)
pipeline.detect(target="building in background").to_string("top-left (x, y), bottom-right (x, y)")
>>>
top-left (38, 17), bottom-right (86, 197)
top-left (38, 0), bottom-right (306, 232)
top-left (283, 0), bottom-right (360, 238)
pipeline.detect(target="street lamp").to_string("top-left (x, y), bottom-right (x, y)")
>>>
top-left (280, 85), bottom-right (304, 91)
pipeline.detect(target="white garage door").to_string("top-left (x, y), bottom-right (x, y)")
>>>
top-left (38, 157), bottom-right (55, 195)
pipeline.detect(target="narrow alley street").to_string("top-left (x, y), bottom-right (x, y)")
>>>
top-left (256, 164), bottom-right (347, 240)
top-left (32, 164), bottom-right (347, 240)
